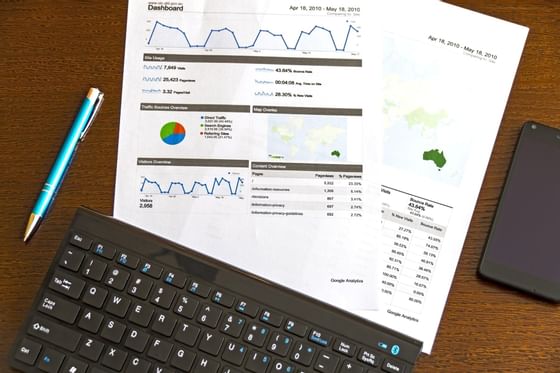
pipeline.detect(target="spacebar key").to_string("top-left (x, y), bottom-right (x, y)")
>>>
top-left (27, 316), bottom-right (81, 352)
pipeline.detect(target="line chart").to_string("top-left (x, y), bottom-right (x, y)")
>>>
top-left (146, 20), bottom-right (359, 52)
top-left (140, 176), bottom-right (244, 196)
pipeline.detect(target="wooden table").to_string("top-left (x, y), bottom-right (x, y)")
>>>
top-left (1, 1), bottom-right (558, 372)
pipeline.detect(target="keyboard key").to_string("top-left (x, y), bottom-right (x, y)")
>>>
top-left (78, 309), bottom-right (104, 333)
top-left (381, 359), bottom-right (405, 373)
top-left (59, 247), bottom-right (85, 271)
top-left (270, 360), bottom-right (296, 373)
top-left (117, 252), bottom-right (139, 269)
top-left (105, 293), bottom-right (131, 318)
top-left (195, 356), bottom-right (220, 373)
top-left (140, 261), bottom-right (163, 278)
top-left (246, 350), bottom-right (271, 373)
top-left (101, 346), bottom-right (128, 371)
top-left (309, 329), bottom-right (332, 347)
top-left (197, 304), bottom-right (223, 328)
top-left (152, 311), bottom-right (178, 337)
top-left (28, 316), bottom-right (81, 352)
top-left (37, 347), bottom-right (65, 373)
top-left (151, 285), bottom-right (176, 309)
top-left (244, 323), bottom-right (270, 347)
top-left (198, 331), bottom-right (224, 356)
top-left (69, 232), bottom-right (92, 250)
top-left (126, 356), bottom-right (151, 373)
top-left (222, 340), bottom-right (247, 366)
top-left (260, 309), bottom-right (283, 327)
top-left (236, 299), bottom-right (259, 317)
top-left (290, 342), bottom-right (315, 366)
top-left (147, 338), bottom-right (173, 363)
top-left (334, 339), bottom-right (356, 357)
top-left (48, 271), bottom-right (85, 300)
top-left (82, 284), bottom-right (108, 308)
top-left (61, 357), bottom-right (88, 373)
top-left (128, 275), bottom-right (153, 300)
top-left (188, 280), bottom-right (212, 298)
top-left (13, 338), bottom-right (42, 366)
top-left (93, 242), bottom-right (116, 259)
top-left (170, 346), bottom-right (196, 372)
top-left (200, 330), bottom-right (225, 356)
top-left (78, 338), bottom-right (104, 362)
top-left (124, 327), bottom-right (150, 353)
top-left (267, 332), bottom-right (292, 357)
top-left (100, 318), bottom-right (126, 343)
top-left (284, 319), bottom-right (307, 337)
top-left (164, 270), bottom-right (187, 288)
top-left (174, 295), bottom-right (199, 319)
top-left (82, 257), bottom-right (107, 281)
top-left (314, 351), bottom-right (339, 373)
top-left (38, 292), bottom-right (80, 324)
top-left (358, 348), bottom-right (380, 367)
top-left (220, 313), bottom-right (246, 338)
top-left (340, 360), bottom-right (364, 373)
top-left (175, 321), bottom-right (201, 347)
top-left (104, 266), bottom-right (130, 291)
top-left (212, 290), bottom-right (235, 307)
top-left (129, 303), bottom-right (154, 327)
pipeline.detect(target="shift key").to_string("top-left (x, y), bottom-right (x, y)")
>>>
top-left (27, 316), bottom-right (81, 352)
top-left (48, 270), bottom-right (85, 299)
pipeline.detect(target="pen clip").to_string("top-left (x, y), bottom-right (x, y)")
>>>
top-left (80, 91), bottom-right (105, 141)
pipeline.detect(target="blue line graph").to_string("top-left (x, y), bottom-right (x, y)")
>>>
top-left (147, 20), bottom-right (359, 52)
top-left (140, 176), bottom-right (244, 196)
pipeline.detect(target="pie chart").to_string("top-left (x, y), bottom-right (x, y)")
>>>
top-left (160, 121), bottom-right (186, 145)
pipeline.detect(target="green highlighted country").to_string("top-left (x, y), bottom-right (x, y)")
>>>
top-left (423, 149), bottom-right (447, 169)
top-left (331, 150), bottom-right (341, 158)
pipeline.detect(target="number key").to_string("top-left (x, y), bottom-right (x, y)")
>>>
top-left (267, 332), bottom-right (292, 357)
top-left (104, 267), bottom-right (130, 291)
top-left (220, 313), bottom-right (246, 338)
top-left (290, 342), bottom-right (315, 366)
top-left (197, 304), bottom-right (222, 328)
top-left (82, 258), bottom-right (107, 282)
top-left (243, 323), bottom-right (269, 347)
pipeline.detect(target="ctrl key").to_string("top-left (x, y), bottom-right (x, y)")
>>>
top-left (13, 338), bottom-right (42, 366)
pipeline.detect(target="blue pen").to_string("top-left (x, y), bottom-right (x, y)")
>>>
top-left (23, 87), bottom-right (104, 242)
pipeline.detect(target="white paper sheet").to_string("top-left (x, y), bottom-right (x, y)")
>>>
top-left (114, 0), bottom-right (382, 309)
top-left (356, 0), bottom-right (528, 354)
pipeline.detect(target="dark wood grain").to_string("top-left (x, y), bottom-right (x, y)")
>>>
top-left (0, 1), bottom-right (559, 372)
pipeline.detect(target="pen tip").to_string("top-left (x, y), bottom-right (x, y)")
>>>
top-left (23, 213), bottom-right (41, 243)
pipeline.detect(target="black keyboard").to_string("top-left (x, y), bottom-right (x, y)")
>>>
top-left (9, 207), bottom-right (422, 373)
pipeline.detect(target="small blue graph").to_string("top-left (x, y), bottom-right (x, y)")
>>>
top-left (140, 176), bottom-right (244, 196)
top-left (147, 20), bottom-right (359, 52)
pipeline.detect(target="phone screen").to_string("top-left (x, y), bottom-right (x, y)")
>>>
top-left (480, 122), bottom-right (560, 300)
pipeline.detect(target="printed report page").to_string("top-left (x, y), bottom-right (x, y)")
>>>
top-left (357, 0), bottom-right (528, 354)
top-left (114, 0), bottom-right (382, 309)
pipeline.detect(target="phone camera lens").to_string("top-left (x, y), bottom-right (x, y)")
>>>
top-left (531, 124), bottom-right (537, 130)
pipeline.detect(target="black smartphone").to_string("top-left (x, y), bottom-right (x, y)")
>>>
top-left (479, 121), bottom-right (560, 302)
